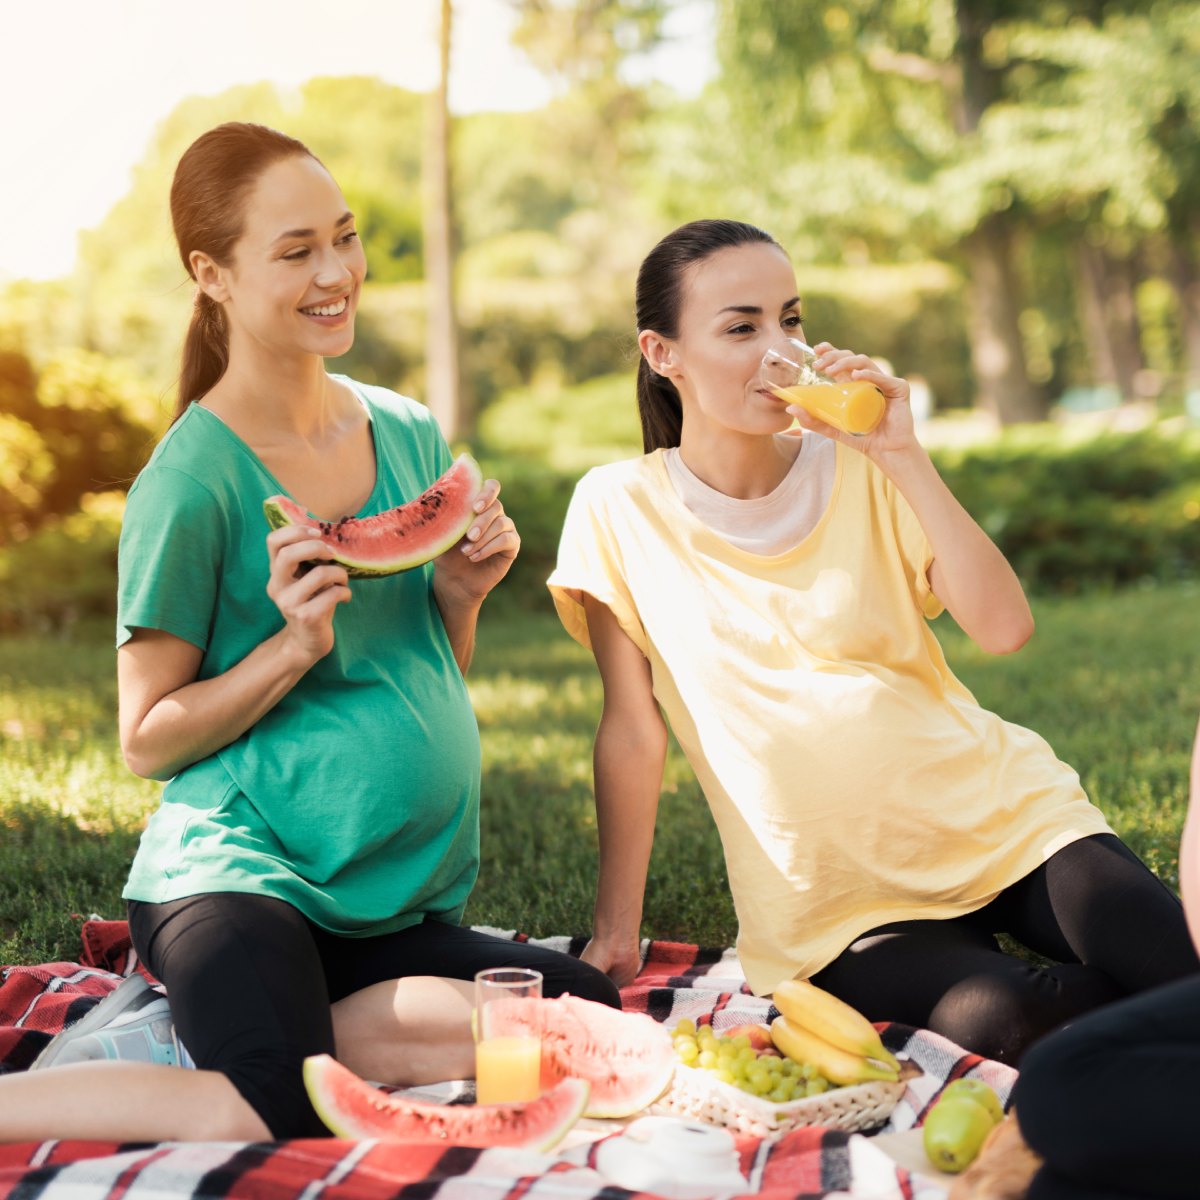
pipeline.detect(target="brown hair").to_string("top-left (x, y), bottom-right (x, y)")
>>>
top-left (170, 122), bottom-right (316, 417)
top-left (635, 219), bottom-right (781, 452)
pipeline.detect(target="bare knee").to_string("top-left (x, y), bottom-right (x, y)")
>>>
top-left (185, 1070), bottom-right (275, 1141)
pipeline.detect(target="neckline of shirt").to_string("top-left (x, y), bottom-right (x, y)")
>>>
top-left (187, 375), bottom-right (385, 520)
top-left (647, 438), bottom-right (846, 562)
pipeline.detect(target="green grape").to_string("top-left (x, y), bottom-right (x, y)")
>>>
top-left (799, 1061), bottom-right (818, 1081)
top-left (674, 1018), bottom-right (697, 1037)
top-left (805, 1078), bottom-right (831, 1097)
top-left (737, 1046), bottom-right (758, 1064)
top-left (715, 1068), bottom-right (737, 1086)
top-left (698, 1049), bottom-right (718, 1070)
top-left (677, 1040), bottom-right (700, 1065)
top-left (768, 1084), bottom-right (792, 1104)
top-left (731, 1034), bottom-right (751, 1051)
top-left (762, 1054), bottom-right (784, 1073)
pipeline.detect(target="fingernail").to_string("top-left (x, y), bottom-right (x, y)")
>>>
top-left (468, 527), bottom-right (480, 540)
top-left (474, 500), bottom-right (485, 512)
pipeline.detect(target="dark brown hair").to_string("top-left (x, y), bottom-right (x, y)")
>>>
top-left (170, 122), bottom-right (316, 417)
top-left (635, 219), bottom-right (781, 452)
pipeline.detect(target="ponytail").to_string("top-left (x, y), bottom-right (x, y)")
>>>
top-left (637, 357), bottom-right (683, 452)
top-left (176, 292), bottom-right (229, 419)
top-left (168, 122), bottom-right (315, 420)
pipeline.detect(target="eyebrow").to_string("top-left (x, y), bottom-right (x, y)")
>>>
top-left (272, 212), bottom-right (355, 244)
top-left (717, 296), bottom-right (802, 316)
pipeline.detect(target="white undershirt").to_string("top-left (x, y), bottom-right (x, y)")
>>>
top-left (663, 433), bottom-right (837, 556)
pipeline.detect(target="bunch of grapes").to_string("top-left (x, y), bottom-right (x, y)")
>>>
top-left (670, 1019), bottom-right (837, 1103)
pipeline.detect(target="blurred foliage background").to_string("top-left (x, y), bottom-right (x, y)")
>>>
top-left (2, 0), bottom-right (1200, 622)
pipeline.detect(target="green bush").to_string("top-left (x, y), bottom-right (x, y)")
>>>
top-left (0, 493), bottom-right (124, 634)
top-left (935, 427), bottom-right (1200, 593)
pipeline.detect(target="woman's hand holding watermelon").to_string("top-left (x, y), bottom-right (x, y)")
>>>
top-left (432, 479), bottom-right (521, 606)
top-left (266, 523), bottom-right (352, 663)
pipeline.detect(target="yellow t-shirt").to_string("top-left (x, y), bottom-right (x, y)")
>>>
top-left (548, 445), bottom-right (1113, 995)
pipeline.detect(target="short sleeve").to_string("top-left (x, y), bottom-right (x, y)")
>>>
top-left (883, 476), bottom-right (944, 620)
top-left (547, 472), bottom-right (649, 656)
top-left (117, 466), bottom-right (224, 649)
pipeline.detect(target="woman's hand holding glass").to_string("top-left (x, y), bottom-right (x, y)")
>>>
top-left (786, 342), bottom-right (918, 461)
top-left (265, 524), bottom-right (352, 663)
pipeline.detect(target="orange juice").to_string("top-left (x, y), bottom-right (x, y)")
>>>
top-left (475, 1035), bottom-right (541, 1104)
top-left (769, 380), bottom-right (885, 436)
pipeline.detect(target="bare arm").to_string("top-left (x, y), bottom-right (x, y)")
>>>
top-left (432, 479), bottom-right (519, 675)
top-left (119, 524), bottom-right (351, 780)
top-left (790, 344), bottom-right (1034, 655)
top-left (579, 592), bottom-right (668, 989)
top-left (1181, 715), bottom-right (1200, 957)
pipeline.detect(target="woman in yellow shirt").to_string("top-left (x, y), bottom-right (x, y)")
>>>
top-left (549, 219), bottom-right (1197, 1063)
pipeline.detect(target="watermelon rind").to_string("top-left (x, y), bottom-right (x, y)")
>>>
top-left (263, 453), bottom-right (484, 578)
top-left (302, 1054), bottom-right (589, 1151)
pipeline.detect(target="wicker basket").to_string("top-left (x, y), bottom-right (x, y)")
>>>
top-left (649, 1063), bottom-right (906, 1138)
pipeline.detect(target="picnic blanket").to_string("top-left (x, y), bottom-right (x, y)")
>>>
top-left (0, 920), bottom-right (1018, 1200)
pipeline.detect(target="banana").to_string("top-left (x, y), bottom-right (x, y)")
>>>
top-left (772, 979), bottom-right (900, 1072)
top-left (769, 1015), bottom-right (900, 1087)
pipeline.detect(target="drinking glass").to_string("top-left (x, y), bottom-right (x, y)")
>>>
top-left (761, 338), bottom-right (885, 436)
top-left (474, 967), bottom-right (542, 1104)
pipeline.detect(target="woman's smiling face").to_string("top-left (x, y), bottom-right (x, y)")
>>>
top-left (661, 241), bottom-right (805, 437)
top-left (204, 154), bottom-right (367, 361)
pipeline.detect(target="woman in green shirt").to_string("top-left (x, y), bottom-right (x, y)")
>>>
top-left (0, 122), bottom-right (617, 1143)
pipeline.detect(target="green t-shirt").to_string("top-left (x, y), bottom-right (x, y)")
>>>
top-left (118, 376), bottom-right (481, 935)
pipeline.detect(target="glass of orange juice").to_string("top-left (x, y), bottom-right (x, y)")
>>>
top-left (761, 338), bottom-right (885, 436)
top-left (474, 967), bottom-right (543, 1105)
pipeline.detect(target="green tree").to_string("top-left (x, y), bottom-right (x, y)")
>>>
top-left (713, 0), bottom-right (1200, 421)
top-left (424, 0), bottom-right (465, 439)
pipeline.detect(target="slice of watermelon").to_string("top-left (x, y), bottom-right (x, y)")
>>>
top-left (303, 1054), bottom-right (589, 1150)
top-left (511, 996), bottom-right (676, 1119)
top-left (263, 453), bottom-right (483, 578)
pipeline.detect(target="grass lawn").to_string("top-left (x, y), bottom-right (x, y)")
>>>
top-left (2, 580), bottom-right (1198, 967)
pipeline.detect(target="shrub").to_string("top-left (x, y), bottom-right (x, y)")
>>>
top-left (0, 492), bottom-right (125, 634)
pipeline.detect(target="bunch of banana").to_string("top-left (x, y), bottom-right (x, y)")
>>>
top-left (769, 979), bottom-right (901, 1087)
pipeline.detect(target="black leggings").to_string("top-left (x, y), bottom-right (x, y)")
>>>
top-left (128, 894), bottom-right (620, 1139)
top-left (1016, 972), bottom-right (1200, 1200)
top-left (810, 834), bottom-right (1199, 1063)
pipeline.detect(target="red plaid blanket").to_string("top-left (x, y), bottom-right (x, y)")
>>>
top-left (0, 921), bottom-right (1017, 1199)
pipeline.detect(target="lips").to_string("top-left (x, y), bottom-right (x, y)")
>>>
top-left (300, 295), bottom-right (350, 318)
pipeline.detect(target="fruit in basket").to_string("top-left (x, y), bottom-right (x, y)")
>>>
top-left (722, 1023), bottom-right (775, 1053)
top-left (670, 1019), bottom-right (835, 1102)
top-left (769, 1016), bottom-right (900, 1087)
top-left (922, 1087), bottom-right (1001, 1173)
top-left (511, 996), bottom-right (675, 1119)
top-left (771, 979), bottom-right (900, 1072)
top-left (303, 1054), bottom-right (588, 1150)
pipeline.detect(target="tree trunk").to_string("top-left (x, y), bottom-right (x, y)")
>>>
top-left (423, 0), bottom-right (464, 440)
top-left (1076, 239), bottom-right (1145, 399)
top-left (1165, 230), bottom-right (1200, 392)
top-left (953, 0), bottom-right (1043, 423)
top-left (963, 217), bottom-right (1046, 423)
